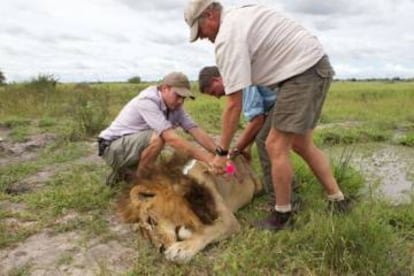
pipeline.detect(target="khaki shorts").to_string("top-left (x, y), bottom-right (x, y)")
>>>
top-left (102, 130), bottom-right (152, 185)
top-left (271, 55), bottom-right (335, 134)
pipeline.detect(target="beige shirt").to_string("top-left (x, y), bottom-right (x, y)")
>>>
top-left (215, 5), bottom-right (325, 95)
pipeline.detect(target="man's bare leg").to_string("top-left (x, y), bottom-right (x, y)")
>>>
top-left (252, 127), bottom-right (295, 230)
top-left (292, 129), bottom-right (343, 197)
top-left (265, 127), bottom-right (294, 207)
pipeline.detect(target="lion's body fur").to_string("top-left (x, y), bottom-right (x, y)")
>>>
top-left (117, 153), bottom-right (262, 263)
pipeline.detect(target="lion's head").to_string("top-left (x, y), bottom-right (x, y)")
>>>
top-left (117, 154), bottom-right (218, 252)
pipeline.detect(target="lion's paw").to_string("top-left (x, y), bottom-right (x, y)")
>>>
top-left (164, 240), bottom-right (201, 263)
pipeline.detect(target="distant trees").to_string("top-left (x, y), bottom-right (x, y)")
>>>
top-left (127, 76), bottom-right (141, 84)
top-left (0, 69), bottom-right (6, 85)
top-left (28, 74), bottom-right (59, 90)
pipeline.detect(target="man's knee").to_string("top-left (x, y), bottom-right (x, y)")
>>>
top-left (265, 128), bottom-right (292, 155)
top-left (292, 132), bottom-right (314, 157)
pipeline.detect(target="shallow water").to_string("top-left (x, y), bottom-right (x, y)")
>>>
top-left (326, 143), bottom-right (413, 204)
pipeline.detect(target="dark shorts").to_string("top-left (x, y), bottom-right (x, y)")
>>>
top-left (271, 56), bottom-right (335, 134)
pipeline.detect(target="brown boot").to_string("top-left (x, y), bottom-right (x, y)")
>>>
top-left (253, 211), bottom-right (293, 231)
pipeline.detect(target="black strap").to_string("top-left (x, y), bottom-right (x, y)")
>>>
top-left (97, 138), bottom-right (112, 156)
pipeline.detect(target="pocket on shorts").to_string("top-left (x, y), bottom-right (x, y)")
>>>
top-left (315, 57), bottom-right (335, 78)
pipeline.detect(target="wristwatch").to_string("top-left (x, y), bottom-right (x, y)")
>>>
top-left (215, 146), bottom-right (229, 157)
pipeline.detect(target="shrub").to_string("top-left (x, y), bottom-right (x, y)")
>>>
top-left (0, 70), bottom-right (6, 85)
top-left (127, 76), bottom-right (141, 84)
top-left (66, 87), bottom-right (110, 140)
top-left (27, 74), bottom-right (59, 90)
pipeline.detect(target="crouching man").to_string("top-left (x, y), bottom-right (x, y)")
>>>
top-left (98, 72), bottom-right (216, 185)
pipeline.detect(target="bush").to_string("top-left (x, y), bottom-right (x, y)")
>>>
top-left (0, 70), bottom-right (6, 85)
top-left (27, 74), bottom-right (59, 90)
top-left (127, 76), bottom-right (141, 84)
top-left (66, 87), bottom-right (110, 140)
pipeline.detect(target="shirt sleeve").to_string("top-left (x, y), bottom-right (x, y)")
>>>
top-left (242, 86), bottom-right (266, 121)
top-left (135, 98), bottom-right (173, 135)
top-left (174, 106), bottom-right (198, 132)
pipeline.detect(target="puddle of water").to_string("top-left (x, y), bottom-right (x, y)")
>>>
top-left (326, 143), bottom-right (413, 204)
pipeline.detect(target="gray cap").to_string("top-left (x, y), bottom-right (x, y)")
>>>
top-left (161, 72), bottom-right (195, 99)
top-left (184, 0), bottom-right (215, 42)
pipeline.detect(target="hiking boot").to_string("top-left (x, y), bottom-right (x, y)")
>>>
top-left (253, 211), bottom-right (293, 231)
top-left (327, 197), bottom-right (353, 214)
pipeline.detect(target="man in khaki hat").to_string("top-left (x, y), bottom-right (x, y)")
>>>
top-left (184, 1), bottom-right (351, 230)
top-left (98, 72), bottom-right (216, 186)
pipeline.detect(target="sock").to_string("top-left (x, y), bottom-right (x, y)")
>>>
top-left (275, 204), bottom-right (292, 213)
top-left (327, 190), bottom-right (344, 201)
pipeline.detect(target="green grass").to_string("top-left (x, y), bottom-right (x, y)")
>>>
top-left (0, 80), bottom-right (413, 274)
top-left (397, 131), bottom-right (414, 146)
top-left (323, 81), bottom-right (414, 127)
top-left (23, 163), bottom-right (112, 216)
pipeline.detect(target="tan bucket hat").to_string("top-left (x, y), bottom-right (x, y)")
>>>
top-left (184, 0), bottom-right (215, 42)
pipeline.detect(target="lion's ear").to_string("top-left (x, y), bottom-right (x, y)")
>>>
top-left (138, 192), bottom-right (156, 200)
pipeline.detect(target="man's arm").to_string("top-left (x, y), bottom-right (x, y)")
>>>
top-left (212, 91), bottom-right (243, 173)
top-left (234, 114), bottom-right (265, 152)
top-left (187, 127), bottom-right (217, 154)
top-left (220, 91), bottom-right (243, 150)
top-left (232, 85), bottom-right (275, 158)
top-left (161, 128), bottom-right (214, 163)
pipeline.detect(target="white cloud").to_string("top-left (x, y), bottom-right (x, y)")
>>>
top-left (1, 0), bottom-right (413, 82)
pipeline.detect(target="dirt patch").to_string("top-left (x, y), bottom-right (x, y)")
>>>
top-left (0, 204), bottom-right (139, 275)
top-left (0, 133), bottom-right (57, 166)
top-left (0, 229), bottom-right (137, 275)
top-left (0, 125), bottom-right (11, 139)
top-left (317, 121), bottom-right (364, 130)
top-left (3, 141), bottom-right (103, 196)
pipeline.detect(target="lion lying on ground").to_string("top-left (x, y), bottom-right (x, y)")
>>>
top-left (117, 153), bottom-right (262, 263)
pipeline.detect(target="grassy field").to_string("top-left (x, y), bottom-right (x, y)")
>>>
top-left (0, 80), bottom-right (413, 275)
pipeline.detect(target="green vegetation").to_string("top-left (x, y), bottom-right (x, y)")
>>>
top-left (26, 74), bottom-right (59, 90)
top-left (127, 76), bottom-right (141, 83)
top-left (0, 69), bottom-right (5, 85)
top-left (0, 80), bottom-right (413, 274)
top-left (322, 81), bottom-right (414, 127)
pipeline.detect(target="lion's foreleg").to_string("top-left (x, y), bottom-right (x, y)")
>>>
top-left (164, 206), bottom-right (240, 263)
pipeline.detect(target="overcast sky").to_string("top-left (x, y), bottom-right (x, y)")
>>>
top-left (1, 0), bottom-right (414, 83)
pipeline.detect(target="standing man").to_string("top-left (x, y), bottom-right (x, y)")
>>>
top-left (185, 1), bottom-right (350, 230)
top-left (98, 72), bottom-right (216, 186)
top-left (198, 65), bottom-right (276, 194)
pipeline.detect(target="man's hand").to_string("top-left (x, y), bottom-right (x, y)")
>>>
top-left (210, 155), bottom-right (227, 175)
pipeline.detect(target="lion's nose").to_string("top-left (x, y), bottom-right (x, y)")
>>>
top-left (159, 244), bottom-right (166, 254)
